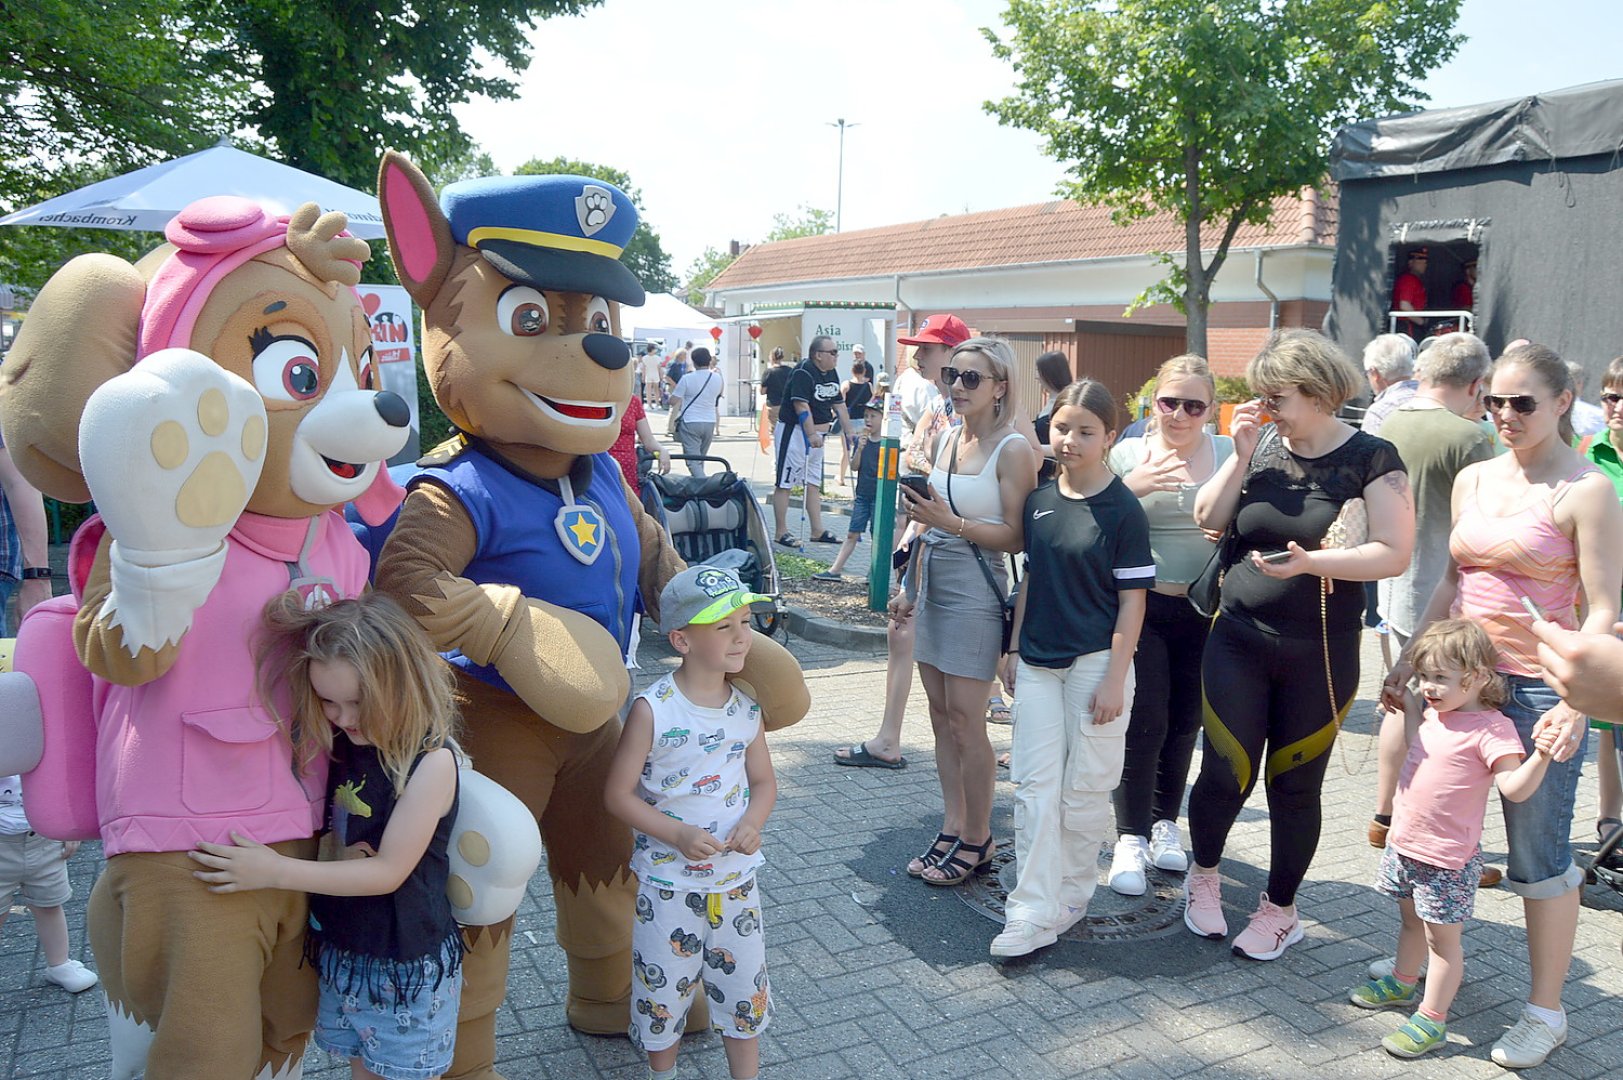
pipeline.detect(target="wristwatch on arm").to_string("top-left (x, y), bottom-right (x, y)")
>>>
top-left (20, 567), bottom-right (51, 579)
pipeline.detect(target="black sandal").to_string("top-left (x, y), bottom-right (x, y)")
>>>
top-left (923, 836), bottom-right (994, 887)
top-left (906, 833), bottom-right (958, 878)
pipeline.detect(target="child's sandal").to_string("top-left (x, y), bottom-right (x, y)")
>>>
top-left (923, 836), bottom-right (994, 887)
top-left (906, 833), bottom-right (958, 878)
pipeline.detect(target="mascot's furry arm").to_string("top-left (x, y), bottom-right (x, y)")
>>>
top-left (621, 474), bottom-right (809, 732)
top-left (374, 480), bottom-right (631, 733)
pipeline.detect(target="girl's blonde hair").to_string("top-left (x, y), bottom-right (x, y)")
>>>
top-left (950, 336), bottom-right (1021, 422)
top-left (1247, 329), bottom-right (1362, 412)
top-left (1408, 618), bottom-right (1508, 710)
top-left (257, 592), bottom-right (460, 794)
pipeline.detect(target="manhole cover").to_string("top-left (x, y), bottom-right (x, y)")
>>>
top-left (958, 838), bottom-right (1188, 943)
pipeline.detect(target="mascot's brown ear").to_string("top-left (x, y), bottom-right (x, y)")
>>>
top-left (0, 253), bottom-right (145, 502)
top-left (378, 150), bottom-right (455, 308)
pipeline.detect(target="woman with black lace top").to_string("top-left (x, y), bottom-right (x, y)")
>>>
top-left (1184, 330), bottom-right (1414, 961)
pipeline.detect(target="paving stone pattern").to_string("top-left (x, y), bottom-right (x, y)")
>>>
top-left (5, 417), bottom-right (1620, 1078)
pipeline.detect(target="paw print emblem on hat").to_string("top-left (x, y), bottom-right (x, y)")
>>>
top-left (575, 185), bottom-right (616, 236)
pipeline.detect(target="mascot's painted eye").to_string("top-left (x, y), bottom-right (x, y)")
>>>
top-left (252, 335), bottom-right (324, 402)
top-left (497, 286), bottom-right (549, 337)
top-left (357, 348), bottom-right (375, 390)
top-left (585, 296), bottom-right (613, 335)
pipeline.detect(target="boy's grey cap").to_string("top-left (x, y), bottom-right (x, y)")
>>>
top-left (660, 565), bottom-right (771, 634)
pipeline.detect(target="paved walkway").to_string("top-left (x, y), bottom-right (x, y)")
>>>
top-left (4, 413), bottom-right (1620, 1077)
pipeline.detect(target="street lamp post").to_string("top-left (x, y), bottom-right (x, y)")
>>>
top-left (827, 118), bottom-right (858, 232)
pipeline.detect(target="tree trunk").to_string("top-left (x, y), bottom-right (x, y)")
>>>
top-left (1182, 146), bottom-right (1208, 357)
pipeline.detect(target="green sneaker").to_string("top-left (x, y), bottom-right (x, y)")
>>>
top-left (1349, 974), bottom-right (1418, 1010)
top-left (1383, 1013), bottom-right (1447, 1058)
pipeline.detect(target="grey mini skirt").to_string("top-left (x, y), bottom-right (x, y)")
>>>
top-left (912, 535), bottom-right (1007, 682)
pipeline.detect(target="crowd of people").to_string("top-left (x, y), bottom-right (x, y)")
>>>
top-left (828, 313), bottom-right (1623, 1070)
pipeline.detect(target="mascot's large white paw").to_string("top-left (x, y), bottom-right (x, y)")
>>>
top-left (79, 349), bottom-right (268, 652)
top-left (0, 670), bottom-right (42, 777)
top-left (448, 766), bottom-right (542, 927)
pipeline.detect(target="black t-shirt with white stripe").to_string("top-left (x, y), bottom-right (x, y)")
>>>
top-left (783, 360), bottom-right (842, 425)
top-left (1018, 476), bottom-right (1155, 667)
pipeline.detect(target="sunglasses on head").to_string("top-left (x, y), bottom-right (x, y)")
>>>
top-left (1154, 396), bottom-right (1209, 418)
top-left (1484, 394), bottom-right (1539, 415)
top-left (940, 366), bottom-right (989, 390)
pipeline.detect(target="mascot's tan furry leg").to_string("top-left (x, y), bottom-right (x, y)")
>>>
top-left (89, 844), bottom-right (317, 1080)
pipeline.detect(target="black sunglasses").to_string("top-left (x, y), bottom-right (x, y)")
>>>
top-left (1155, 396), bottom-right (1210, 418)
top-left (1484, 394), bottom-right (1540, 415)
top-left (1600, 393), bottom-right (1623, 407)
top-left (940, 366), bottom-right (989, 390)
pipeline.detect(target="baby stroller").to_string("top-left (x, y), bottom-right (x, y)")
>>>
top-left (638, 452), bottom-right (783, 636)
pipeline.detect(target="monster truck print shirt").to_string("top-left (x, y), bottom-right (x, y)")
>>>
top-left (630, 674), bottom-right (763, 892)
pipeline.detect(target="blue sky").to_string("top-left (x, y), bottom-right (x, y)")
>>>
top-left (455, 0), bottom-right (1619, 273)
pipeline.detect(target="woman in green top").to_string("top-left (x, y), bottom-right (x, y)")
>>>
top-left (1581, 355), bottom-right (1623, 856)
top-left (1104, 355), bottom-right (1233, 895)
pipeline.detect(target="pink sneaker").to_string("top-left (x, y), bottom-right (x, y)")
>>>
top-left (1231, 892), bottom-right (1303, 960)
top-left (1183, 871), bottom-right (1227, 939)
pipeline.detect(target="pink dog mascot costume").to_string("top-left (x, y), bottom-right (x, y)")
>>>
top-left (0, 197), bottom-right (410, 1079)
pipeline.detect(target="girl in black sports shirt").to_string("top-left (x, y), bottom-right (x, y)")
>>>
top-left (989, 379), bottom-right (1154, 959)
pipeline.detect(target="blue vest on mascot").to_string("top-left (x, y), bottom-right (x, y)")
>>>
top-left (349, 443), bottom-right (640, 694)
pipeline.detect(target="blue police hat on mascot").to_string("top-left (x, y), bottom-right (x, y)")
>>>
top-left (441, 174), bottom-right (647, 307)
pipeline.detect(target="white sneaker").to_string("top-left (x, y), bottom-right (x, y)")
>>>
top-left (1367, 955), bottom-right (1427, 982)
top-left (990, 919), bottom-right (1059, 958)
top-left (1490, 1011), bottom-right (1566, 1069)
top-left (1108, 835), bottom-right (1148, 896)
top-left (44, 959), bottom-right (99, 993)
top-left (1148, 819), bottom-right (1188, 872)
top-left (1054, 904), bottom-right (1087, 936)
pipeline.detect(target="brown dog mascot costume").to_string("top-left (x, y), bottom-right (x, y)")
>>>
top-left (0, 198), bottom-right (411, 1078)
top-left (369, 152), bottom-right (809, 1078)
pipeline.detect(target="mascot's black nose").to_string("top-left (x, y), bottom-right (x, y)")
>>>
top-left (582, 333), bottom-right (631, 371)
top-left (374, 390), bottom-right (411, 428)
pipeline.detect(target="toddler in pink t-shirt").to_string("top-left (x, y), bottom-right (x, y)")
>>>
top-left (1349, 619), bottom-right (1556, 1060)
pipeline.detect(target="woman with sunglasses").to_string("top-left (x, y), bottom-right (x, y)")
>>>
top-left (895, 337), bottom-right (1037, 886)
top-left (1104, 355), bottom-right (1233, 895)
top-left (1186, 330), bottom-right (1414, 960)
top-left (1381, 344), bottom-right (1621, 1068)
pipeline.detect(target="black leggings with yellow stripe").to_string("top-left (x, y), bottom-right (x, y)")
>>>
top-left (1188, 614), bottom-right (1359, 907)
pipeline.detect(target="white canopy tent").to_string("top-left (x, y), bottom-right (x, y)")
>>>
top-left (0, 142), bottom-right (385, 239)
top-left (621, 292), bottom-right (715, 348)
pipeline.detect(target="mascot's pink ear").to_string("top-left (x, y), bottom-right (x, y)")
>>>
top-left (378, 150), bottom-right (455, 308)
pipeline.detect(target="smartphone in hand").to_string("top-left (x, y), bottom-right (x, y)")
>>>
top-left (899, 474), bottom-right (932, 500)
top-left (1257, 549), bottom-right (1292, 564)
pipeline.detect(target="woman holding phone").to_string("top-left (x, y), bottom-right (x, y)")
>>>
top-left (893, 337), bottom-right (1036, 886)
top-left (1185, 330), bottom-right (1413, 960)
top-left (1380, 343), bottom-right (1621, 1069)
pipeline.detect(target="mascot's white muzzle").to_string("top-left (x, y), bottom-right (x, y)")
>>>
top-left (290, 358), bottom-right (411, 507)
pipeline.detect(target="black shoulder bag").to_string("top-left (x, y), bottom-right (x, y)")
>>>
top-left (1188, 427), bottom-right (1275, 618)
top-left (945, 432), bottom-right (1019, 653)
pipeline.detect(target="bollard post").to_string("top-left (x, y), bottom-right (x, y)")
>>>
top-left (868, 392), bottom-right (904, 611)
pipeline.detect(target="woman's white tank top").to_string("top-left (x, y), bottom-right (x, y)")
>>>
top-left (928, 430), bottom-right (1025, 525)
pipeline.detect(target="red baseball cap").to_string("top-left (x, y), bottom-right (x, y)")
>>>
top-left (897, 313), bottom-right (971, 348)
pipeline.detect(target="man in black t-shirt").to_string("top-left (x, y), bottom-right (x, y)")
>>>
top-left (771, 335), bottom-right (853, 544)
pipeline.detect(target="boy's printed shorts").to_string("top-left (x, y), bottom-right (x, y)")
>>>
top-left (630, 876), bottom-right (771, 1052)
top-left (313, 942), bottom-right (462, 1080)
top-left (0, 831), bottom-right (73, 909)
top-left (1376, 845), bottom-right (1483, 925)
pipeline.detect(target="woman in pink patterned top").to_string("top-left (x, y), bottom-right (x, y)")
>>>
top-left (1382, 343), bottom-right (1622, 1069)
top-left (608, 394), bottom-right (670, 497)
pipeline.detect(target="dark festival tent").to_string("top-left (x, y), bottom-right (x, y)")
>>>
top-left (1325, 79), bottom-right (1623, 378)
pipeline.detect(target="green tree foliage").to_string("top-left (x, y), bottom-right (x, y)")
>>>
top-left (514, 156), bottom-right (677, 295)
top-left (231, 1), bottom-right (597, 191)
top-left (0, 0), bottom-right (245, 209)
top-left (765, 205), bottom-right (834, 242)
top-left (685, 247), bottom-right (738, 308)
top-left (985, 0), bottom-right (1463, 355)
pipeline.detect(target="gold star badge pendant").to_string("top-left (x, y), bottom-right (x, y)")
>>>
top-left (554, 505), bottom-right (605, 566)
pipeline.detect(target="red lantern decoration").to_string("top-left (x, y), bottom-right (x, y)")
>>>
top-left (747, 324), bottom-right (763, 340)
top-left (709, 325), bottom-right (723, 341)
